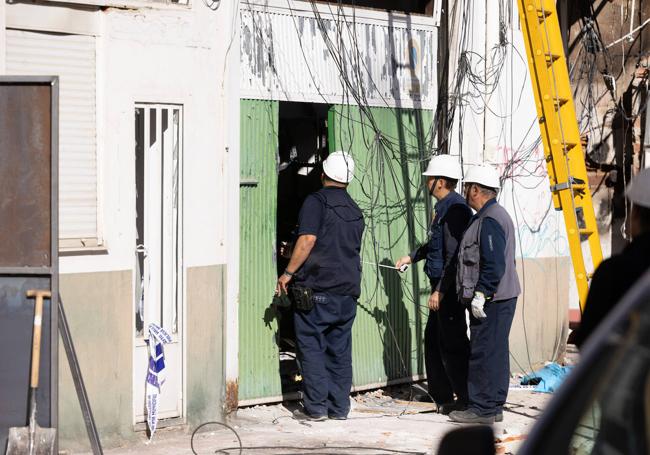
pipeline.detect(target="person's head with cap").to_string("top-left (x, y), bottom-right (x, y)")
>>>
top-left (627, 167), bottom-right (650, 239)
top-left (463, 163), bottom-right (501, 211)
top-left (422, 154), bottom-right (463, 201)
top-left (322, 151), bottom-right (355, 187)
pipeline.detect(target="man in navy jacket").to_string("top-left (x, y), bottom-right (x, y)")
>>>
top-left (395, 155), bottom-right (472, 413)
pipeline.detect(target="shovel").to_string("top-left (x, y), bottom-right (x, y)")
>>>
top-left (6, 290), bottom-right (56, 455)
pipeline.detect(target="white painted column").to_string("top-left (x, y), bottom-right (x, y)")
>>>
top-left (223, 0), bottom-right (241, 409)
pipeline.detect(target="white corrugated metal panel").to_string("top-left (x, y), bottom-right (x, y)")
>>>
top-left (240, 3), bottom-right (437, 109)
top-left (5, 2), bottom-right (101, 37)
top-left (6, 29), bottom-right (98, 241)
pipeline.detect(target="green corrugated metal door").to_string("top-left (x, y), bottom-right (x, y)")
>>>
top-left (239, 101), bottom-right (434, 402)
top-left (328, 105), bottom-right (433, 388)
top-left (239, 99), bottom-right (282, 402)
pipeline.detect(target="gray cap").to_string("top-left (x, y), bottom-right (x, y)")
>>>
top-left (626, 167), bottom-right (650, 208)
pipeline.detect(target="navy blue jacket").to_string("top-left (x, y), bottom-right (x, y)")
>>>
top-left (473, 199), bottom-right (507, 297)
top-left (294, 187), bottom-right (365, 298)
top-left (410, 191), bottom-right (472, 294)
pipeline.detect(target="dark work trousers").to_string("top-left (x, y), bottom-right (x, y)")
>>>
top-left (467, 298), bottom-right (517, 416)
top-left (424, 292), bottom-right (470, 404)
top-left (294, 292), bottom-right (357, 418)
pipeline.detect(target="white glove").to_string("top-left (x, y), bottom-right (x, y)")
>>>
top-left (471, 292), bottom-right (487, 319)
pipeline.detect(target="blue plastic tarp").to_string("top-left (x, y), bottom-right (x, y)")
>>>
top-left (521, 362), bottom-right (573, 393)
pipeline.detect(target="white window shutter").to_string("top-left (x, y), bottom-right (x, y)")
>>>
top-left (6, 29), bottom-right (98, 243)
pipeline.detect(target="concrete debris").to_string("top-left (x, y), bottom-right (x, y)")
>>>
top-left (351, 387), bottom-right (437, 415)
top-left (72, 385), bottom-right (551, 455)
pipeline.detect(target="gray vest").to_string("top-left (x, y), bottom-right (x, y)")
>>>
top-left (456, 201), bottom-right (521, 302)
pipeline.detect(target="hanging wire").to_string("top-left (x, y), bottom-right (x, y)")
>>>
top-left (241, 0), bottom-right (576, 392)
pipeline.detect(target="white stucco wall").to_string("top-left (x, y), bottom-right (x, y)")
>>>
top-left (46, 3), bottom-right (235, 275)
top-left (447, 0), bottom-right (573, 266)
top-left (4, 0), bottom-right (234, 274)
top-left (2, 0), bottom-right (238, 443)
top-left (4, 0), bottom-right (242, 414)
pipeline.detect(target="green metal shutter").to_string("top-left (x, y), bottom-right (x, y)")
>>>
top-left (328, 105), bottom-right (434, 388)
top-left (239, 99), bottom-right (282, 402)
top-left (239, 101), bottom-right (434, 402)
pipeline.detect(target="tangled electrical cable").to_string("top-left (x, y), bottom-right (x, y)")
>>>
top-left (309, 0), bottom-right (544, 382)
top-left (190, 421), bottom-right (428, 455)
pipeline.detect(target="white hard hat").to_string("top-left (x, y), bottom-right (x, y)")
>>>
top-left (626, 167), bottom-right (650, 208)
top-left (464, 164), bottom-right (501, 190)
top-left (422, 154), bottom-right (463, 180)
top-left (323, 151), bottom-right (355, 183)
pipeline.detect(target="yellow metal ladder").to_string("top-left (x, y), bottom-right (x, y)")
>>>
top-left (517, 0), bottom-right (603, 309)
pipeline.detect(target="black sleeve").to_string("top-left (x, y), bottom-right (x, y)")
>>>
top-left (297, 194), bottom-right (325, 236)
top-left (572, 259), bottom-right (617, 348)
top-left (409, 243), bottom-right (429, 263)
top-left (437, 205), bottom-right (472, 293)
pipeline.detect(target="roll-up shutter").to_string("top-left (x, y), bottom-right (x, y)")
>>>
top-left (6, 29), bottom-right (98, 245)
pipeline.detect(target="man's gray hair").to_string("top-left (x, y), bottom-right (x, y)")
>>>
top-left (478, 185), bottom-right (498, 198)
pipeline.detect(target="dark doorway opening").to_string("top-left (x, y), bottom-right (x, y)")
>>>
top-left (276, 101), bottom-right (330, 396)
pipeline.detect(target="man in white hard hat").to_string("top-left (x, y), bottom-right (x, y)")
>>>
top-left (276, 151), bottom-right (365, 421)
top-left (394, 154), bottom-right (472, 413)
top-left (569, 167), bottom-right (650, 348)
top-left (449, 163), bottom-right (521, 424)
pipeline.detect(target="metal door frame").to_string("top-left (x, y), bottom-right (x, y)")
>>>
top-left (132, 103), bottom-right (185, 425)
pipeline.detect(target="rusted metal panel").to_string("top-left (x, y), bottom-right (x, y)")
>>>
top-left (240, 2), bottom-right (437, 109)
top-left (224, 380), bottom-right (239, 413)
top-left (0, 76), bottom-right (59, 452)
top-left (0, 84), bottom-right (51, 267)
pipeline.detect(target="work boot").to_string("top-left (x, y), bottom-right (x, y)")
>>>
top-left (438, 401), bottom-right (467, 415)
top-left (292, 409), bottom-right (327, 422)
top-left (449, 409), bottom-right (495, 424)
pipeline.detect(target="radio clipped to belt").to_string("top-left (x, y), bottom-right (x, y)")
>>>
top-left (291, 285), bottom-right (314, 312)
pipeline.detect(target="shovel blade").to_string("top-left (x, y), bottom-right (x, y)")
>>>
top-left (5, 426), bottom-right (56, 455)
